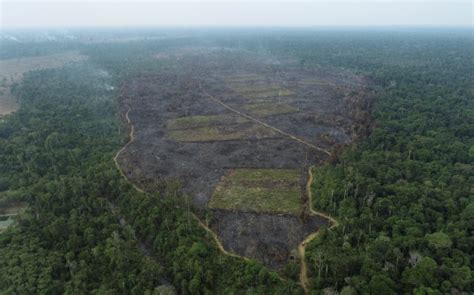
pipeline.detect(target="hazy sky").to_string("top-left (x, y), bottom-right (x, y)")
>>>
top-left (1, 0), bottom-right (472, 29)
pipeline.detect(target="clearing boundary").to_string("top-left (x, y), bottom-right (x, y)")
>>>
top-left (114, 85), bottom-right (339, 294)
top-left (298, 167), bottom-right (339, 293)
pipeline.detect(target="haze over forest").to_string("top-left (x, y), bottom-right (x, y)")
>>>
top-left (1, 1), bottom-right (472, 28)
top-left (0, 1), bottom-right (473, 294)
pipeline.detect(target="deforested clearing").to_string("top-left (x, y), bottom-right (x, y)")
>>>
top-left (115, 46), bottom-right (372, 269)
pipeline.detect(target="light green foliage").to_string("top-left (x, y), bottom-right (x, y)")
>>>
top-left (224, 74), bottom-right (294, 100)
top-left (168, 123), bottom-right (279, 142)
top-left (425, 232), bottom-right (452, 249)
top-left (299, 30), bottom-right (473, 294)
top-left (403, 257), bottom-right (438, 288)
top-left (167, 114), bottom-right (248, 130)
top-left (150, 285), bottom-right (176, 295)
top-left (0, 46), bottom-right (303, 294)
top-left (209, 169), bottom-right (302, 215)
top-left (1, 29), bottom-right (472, 294)
top-left (241, 102), bottom-right (298, 117)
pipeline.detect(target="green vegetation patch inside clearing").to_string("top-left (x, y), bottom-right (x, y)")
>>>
top-left (241, 103), bottom-right (298, 117)
top-left (223, 74), bottom-right (263, 83)
top-left (209, 169), bottom-right (303, 215)
top-left (229, 84), bottom-right (294, 99)
top-left (168, 123), bottom-right (279, 142)
top-left (298, 79), bottom-right (334, 86)
top-left (167, 114), bottom-right (248, 130)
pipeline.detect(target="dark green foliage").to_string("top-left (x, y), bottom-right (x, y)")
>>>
top-left (286, 31), bottom-right (474, 293)
top-left (1, 29), bottom-right (472, 294)
top-left (0, 65), bottom-right (164, 293)
top-left (0, 60), bottom-right (300, 293)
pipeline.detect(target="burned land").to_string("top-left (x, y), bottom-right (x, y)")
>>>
top-left (116, 48), bottom-right (372, 270)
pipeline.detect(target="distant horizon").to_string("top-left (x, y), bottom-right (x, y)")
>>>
top-left (1, 24), bottom-right (473, 31)
top-left (1, 1), bottom-right (472, 29)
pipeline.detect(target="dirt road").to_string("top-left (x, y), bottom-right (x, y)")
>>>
top-left (114, 87), bottom-right (338, 293)
top-left (298, 167), bottom-right (339, 293)
top-left (199, 84), bottom-right (331, 156)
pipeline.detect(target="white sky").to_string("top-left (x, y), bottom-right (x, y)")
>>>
top-left (1, 0), bottom-right (472, 29)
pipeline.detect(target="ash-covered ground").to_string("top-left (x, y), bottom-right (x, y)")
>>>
top-left (116, 48), bottom-right (372, 270)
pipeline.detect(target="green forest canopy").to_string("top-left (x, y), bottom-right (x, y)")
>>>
top-left (0, 29), bottom-right (472, 294)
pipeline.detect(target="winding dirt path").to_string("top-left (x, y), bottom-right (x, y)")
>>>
top-left (191, 214), bottom-right (250, 261)
top-left (199, 84), bottom-right (339, 293)
top-left (113, 104), bottom-right (295, 287)
top-left (114, 89), bottom-right (338, 293)
top-left (113, 106), bottom-right (247, 260)
top-left (113, 106), bottom-right (144, 194)
top-left (298, 167), bottom-right (339, 293)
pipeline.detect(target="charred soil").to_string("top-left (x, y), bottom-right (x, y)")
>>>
top-left (115, 48), bottom-right (373, 270)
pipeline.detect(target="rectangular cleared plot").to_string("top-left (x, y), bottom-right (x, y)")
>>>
top-left (298, 79), bottom-right (334, 86)
top-left (167, 123), bottom-right (280, 142)
top-left (223, 74), bottom-right (263, 83)
top-left (209, 169), bottom-right (302, 215)
top-left (167, 114), bottom-right (249, 130)
top-left (240, 103), bottom-right (298, 117)
top-left (241, 89), bottom-right (293, 99)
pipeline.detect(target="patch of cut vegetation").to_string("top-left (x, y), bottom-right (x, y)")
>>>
top-left (231, 85), bottom-right (293, 98)
top-left (168, 123), bottom-right (280, 142)
top-left (244, 89), bottom-right (293, 99)
top-left (209, 169), bottom-right (302, 215)
top-left (241, 102), bottom-right (298, 117)
top-left (167, 114), bottom-right (249, 130)
top-left (298, 78), bottom-right (334, 86)
top-left (223, 74), bottom-right (263, 83)
top-left (231, 85), bottom-right (281, 93)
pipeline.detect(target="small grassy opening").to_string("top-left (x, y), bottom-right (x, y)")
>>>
top-left (209, 168), bottom-right (302, 215)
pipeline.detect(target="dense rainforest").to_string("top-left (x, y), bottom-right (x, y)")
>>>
top-left (0, 47), bottom-right (300, 294)
top-left (0, 29), bottom-right (473, 294)
top-left (287, 31), bottom-right (473, 294)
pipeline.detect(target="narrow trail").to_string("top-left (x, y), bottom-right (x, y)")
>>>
top-left (113, 106), bottom-right (145, 194)
top-left (190, 213), bottom-right (249, 261)
top-left (306, 168), bottom-right (339, 226)
top-left (111, 106), bottom-right (157, 257)
top-left (113, 105), bottom-right (244, 260)
top-left (298, 167), bottom-right (339, 294)
top-left (200, 84), bottom-right (339, 293)
top-left (199, 84), bottom-right (331, 156)
top-left (114, 104), bottom-right (282, 270)
top-left (190, 213), bottom-right (291, 284)
top-left (114, 89), bottom-right (338, 293)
